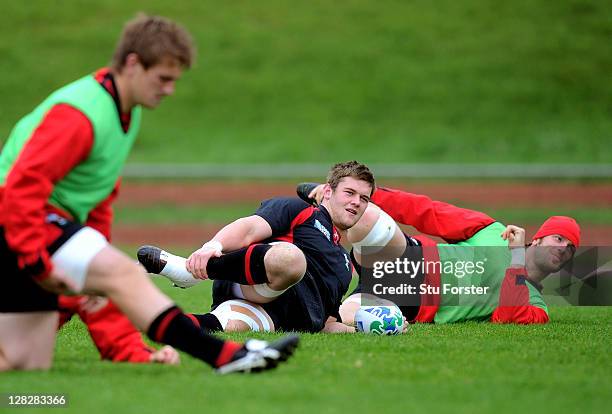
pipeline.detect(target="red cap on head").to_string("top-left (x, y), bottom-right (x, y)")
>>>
top-left (532, 216), bottom-right (581, 247)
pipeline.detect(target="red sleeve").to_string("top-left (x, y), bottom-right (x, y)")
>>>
top-left (2, 104), bottom-right (93, 279)
top-left (86, 178), bottom-right (121, 241)
top-left (491, 268), bottom-right (550, 324)
top-left (371, 187), bottom-right (496, 243)
top-left (59, 296), bottom-right (154, 363)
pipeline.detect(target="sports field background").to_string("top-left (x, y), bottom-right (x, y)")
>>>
top-left (1, 0), bottom-right (610, 163)
top-left (1, 1), bottom-right (610, 413)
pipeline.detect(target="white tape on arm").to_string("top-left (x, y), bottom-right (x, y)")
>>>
top-left (510, 248), bottom-right (526, 266)
top-left (353, 209), bottom-right (397, 254)
top-left (202, 240), bottom-right (223, 254)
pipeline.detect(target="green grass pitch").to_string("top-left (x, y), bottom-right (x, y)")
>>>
top-left (3, 277), bottom-right (610, 414)
top-left (1, 0), bottom-right (610, 164)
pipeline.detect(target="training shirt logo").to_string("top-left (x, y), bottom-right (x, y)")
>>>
top-left (314, 219), bottom-right (331, 241)
top-left (344, 253), bottom-right (350, 271)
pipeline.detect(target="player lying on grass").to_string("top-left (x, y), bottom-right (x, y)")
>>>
top-left (299, 184), bottom-right (580, 325)
top-left (138, 161), bottom-right (376, 333)
top-left (0, 14), bottom-right (297, 373)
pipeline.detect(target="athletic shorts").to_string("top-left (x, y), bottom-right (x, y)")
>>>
top-left (211, 270), bottom-right (335, 333)
top-left (0, 214), bottom-right (93, 312)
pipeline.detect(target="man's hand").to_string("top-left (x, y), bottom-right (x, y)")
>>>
top-left (150, 345), bottom-right (180, 365)
top-left (308, 184), bottom-right (326, 206)
top-left (186, 241), bottom-right (223, 279)
top-left (322, 316), bottom-right (356, 333)
top-left (401, 315), bottom-right (409, 334)
top-left (501, 225), bottom-right (526, 248)
top-left (78, 296), bottom-right (109, 313)
top-left (35, 267), bottom-right (79, 295)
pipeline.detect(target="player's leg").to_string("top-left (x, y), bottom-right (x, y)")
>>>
top-left (0, 224), bottom-right (62, 371)
top-left (339, 293), bottom-right (362, 325)
top-left (338, 204), bottom-right (407, 324)
top-left (343, 203), bottom-right (424, 323)
top-left (57, 227), bottom-right (297, 373)
top-left (0, 312), bottom-right (58, 370)
top-left (190, 299), bottom-right (275, 333)
top-left (340, 293), bottom-right (399, 325)
top-left (138, 241), bottom-right (307, 304)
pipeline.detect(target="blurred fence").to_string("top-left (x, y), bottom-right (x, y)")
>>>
top-left (123, 163), bottom-right (612, 179)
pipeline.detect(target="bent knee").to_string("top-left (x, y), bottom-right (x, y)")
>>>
top-left (224, 319), bottom-right (253, 332)
top-left (0, 352), bottom-right (53, 371)
top-left (211, 300), bottom-right (274, 332)
top-left (267, 242), bottom-right (306, 284)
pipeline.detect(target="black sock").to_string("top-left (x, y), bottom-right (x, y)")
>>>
top-left (190, 313), bottom-right (223, 332)
top-left (206, 244), bottom-right (272, 285)
top-left (147, 305), bottom-right (240, 367)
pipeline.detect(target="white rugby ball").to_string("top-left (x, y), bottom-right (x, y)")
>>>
top-left (355, 305), bottom-right (404, 335)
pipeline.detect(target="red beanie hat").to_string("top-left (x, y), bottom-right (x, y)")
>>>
top-left (532, 216), bottom-right (581, 247)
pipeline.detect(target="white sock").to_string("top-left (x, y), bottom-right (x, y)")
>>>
top-left (159, 250), bottom-right (201, 288)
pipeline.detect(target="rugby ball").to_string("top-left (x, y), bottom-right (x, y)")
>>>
top-left (355, 305), bottom-right (404, 335)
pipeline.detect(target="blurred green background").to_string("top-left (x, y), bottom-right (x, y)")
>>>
top-left (1, 0), bottom-right (609, 164)
top-left (1, 4), bottom-right (610, 412)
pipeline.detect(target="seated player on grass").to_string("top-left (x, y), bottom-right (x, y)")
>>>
top-left (138, 161), bottom-right (375, 334)
top-left (299, 184), bottom-right (580, 325)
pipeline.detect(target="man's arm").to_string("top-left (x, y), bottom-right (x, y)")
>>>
top-left (212, 215), bottom-right (273, 251)
top-left (491, 268), bottom-right (550, 324)
top-left (2, 104), bottom-right (93, 282)
top-left (306, 184), bottom-right (494, 242)
top-left (186, 215), bottom-right (273, 279)
top-left (492, 225), bottom-right (549, 324)
top-left (371, 187), bottom-right (496, 242)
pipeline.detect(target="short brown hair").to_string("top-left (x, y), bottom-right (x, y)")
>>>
top-left (327, 161), bottom-right (376, 195)
top-left (112, 13), bottom-right (196, 71)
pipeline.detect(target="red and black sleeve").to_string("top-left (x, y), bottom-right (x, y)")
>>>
top-left (371, 187), bottom-right (496, 243)
top-left (491, 268), bottom-right (549, 324)
top-left (2, 104), bottom-right (94, 279)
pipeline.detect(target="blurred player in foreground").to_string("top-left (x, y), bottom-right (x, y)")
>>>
top-left (0, 14), bottom-right (297, 373)
top-left (299, 184), bottom-right (579, 325)
top-left (138, 161), bottom-right (376, 333)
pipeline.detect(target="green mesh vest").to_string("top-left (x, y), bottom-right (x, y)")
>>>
top-left (0, 74), bottom-right (141, 222)
top-left (434, 222), bottom-right (548, 323)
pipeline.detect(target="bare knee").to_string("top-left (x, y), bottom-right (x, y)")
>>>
top-left (265, 242), bottom-right (307, 288)
top-left (211, 300), bottom-right (275, 332)
top-left (0, 312), bottom-right (57, 371)
top-left (0, 342), bottom-right (54, 371)
top-left (340, 294), bottom-right (362, 325)
top-left (224, 319), bottom-right (253, 332)
top-left (0, 358), bottom-right (52, 371)
top-left (17, 358), bottom-right (53, 371)
top-left (0, 349), bottom-right (13, 371)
